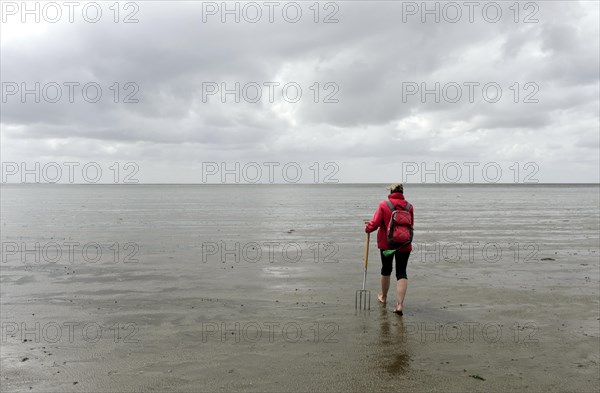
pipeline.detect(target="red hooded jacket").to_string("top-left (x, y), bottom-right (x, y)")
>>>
top-left (365, 192), bottom-right (414, 251)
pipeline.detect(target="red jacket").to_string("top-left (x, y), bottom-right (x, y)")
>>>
top-left (365, 192), bottom-right (414, 251)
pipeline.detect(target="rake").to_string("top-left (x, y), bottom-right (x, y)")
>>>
top-left (355, 232), bottom-right (371, 310)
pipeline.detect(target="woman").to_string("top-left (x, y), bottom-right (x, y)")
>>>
top-left (365, 183), bottom-right (414, 315)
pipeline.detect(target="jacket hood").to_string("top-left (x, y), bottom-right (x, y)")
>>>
top-left (388, 192), bottom-right (407, 206)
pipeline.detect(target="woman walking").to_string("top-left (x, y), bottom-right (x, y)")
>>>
top-left (365, 184), bottom-right (414, 315)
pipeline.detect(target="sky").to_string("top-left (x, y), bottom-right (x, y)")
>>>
top-left (1, 0), bottom-right (599, 184)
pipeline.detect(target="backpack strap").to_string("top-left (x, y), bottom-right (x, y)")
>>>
top-left (385, 200), bottom-right (395, 212)
top-left (404, 202), bottom-right (411, 212)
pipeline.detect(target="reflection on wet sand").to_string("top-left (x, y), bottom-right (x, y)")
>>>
top-left (372, 307), bottom-right (411, 375)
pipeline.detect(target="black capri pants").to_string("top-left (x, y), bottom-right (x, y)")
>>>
top-left (380, 250), bottom-right (411, 280)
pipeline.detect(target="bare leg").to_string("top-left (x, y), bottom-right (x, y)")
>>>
top-left (378, 275), bottom-right (390, 304)
top-left (394, 278), bottom-right (408, 313)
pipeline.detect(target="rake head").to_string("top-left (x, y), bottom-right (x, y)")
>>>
top-left (355, 289), bottom-right (371, 310)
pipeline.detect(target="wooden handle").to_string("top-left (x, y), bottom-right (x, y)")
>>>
top-left (364, 232), bottom-right (370, 269)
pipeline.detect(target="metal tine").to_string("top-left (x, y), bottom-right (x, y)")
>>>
top-left (355, 232), bottom-right (371, 310)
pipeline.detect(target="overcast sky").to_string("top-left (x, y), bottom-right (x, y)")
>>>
top-left (1, 0), bottom-right (598, 183)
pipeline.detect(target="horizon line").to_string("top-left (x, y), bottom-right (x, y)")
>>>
top-left (1, 182), bottom-right (599, 186)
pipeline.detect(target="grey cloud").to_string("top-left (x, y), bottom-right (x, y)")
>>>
top-left (1, 0), bottom-right (598, 182)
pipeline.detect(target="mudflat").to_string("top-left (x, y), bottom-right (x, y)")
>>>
top-left (1, 184), bottom-right (598, 392)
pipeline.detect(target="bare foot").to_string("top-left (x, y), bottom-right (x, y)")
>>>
top-left (377, 294), bottom-right (386, 304)
top-left (393, 304), bottom-right (403, 316)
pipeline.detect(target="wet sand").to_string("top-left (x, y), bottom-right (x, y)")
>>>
top-left (1, 184), bottom-right (599, 392)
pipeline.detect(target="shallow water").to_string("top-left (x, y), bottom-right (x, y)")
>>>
top-left (1, 184), bottom-right (599, 391)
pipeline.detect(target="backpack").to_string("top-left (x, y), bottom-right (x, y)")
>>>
top-left (385, 200), bottom-right (413, 249)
